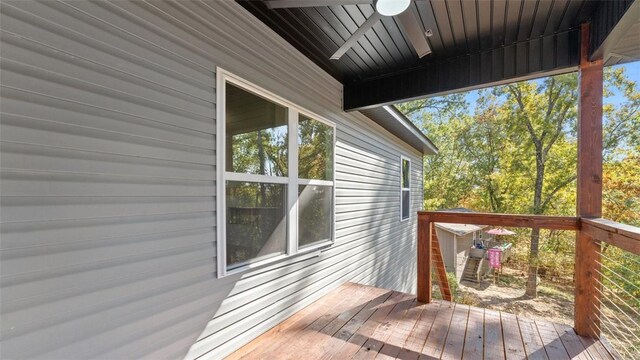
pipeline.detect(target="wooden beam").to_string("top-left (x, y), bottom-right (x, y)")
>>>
top-left (577, 26), bottom-right (604, 218)
top-left (418, 212), bottom-right (579, 231)
top-left (417, 215), bottom-right (432, 303)
top-left (575, 22), bottom-right (604, 339)
top-left (581, 218), bottom-right (640, 255)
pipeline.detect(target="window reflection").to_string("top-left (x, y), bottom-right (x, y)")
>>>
top-left (226, 181), bottom-right (287, 267)
top-left (402, 191), bottom-right (410, 220)
top-left (298, 115), bottom-right (334, 180)
top-left (226, 83), bottom-right (288, 176)
top-left (298, 185), bottom-right (332, 248)
top-left (401, 158), bottom-right (410, 220)
top-left (402, 159), bottom-right (410, 188)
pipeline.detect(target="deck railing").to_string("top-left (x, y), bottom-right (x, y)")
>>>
top-left (581, 218), bottom-right (640, 357)
top-left (417, 211), bottom-right (640, 355)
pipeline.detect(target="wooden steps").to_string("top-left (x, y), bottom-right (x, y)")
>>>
top-left (462, 257), bottom-right (481, 283)
top-left (430, 223), bottom-right (452, 301)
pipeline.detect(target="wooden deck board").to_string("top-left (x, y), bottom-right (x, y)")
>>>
top-left (396, 301), bottom-right (440, 360)
top-left (484, 309), bottom-right (506, 360)
top-left (518, 316), bottom-right (549, 360)
top-left (352, 294), bottom-right (415, 359)
top-left (329, 291), bottom-right (406, 360)
top-left (375, 298), bottom-right (424, 359)
top-left (500, 312), bottom-right (527, 360)
top-left (273, 285), bottom-right (375, 357)
top-left (461, 306), bottom-right (484, 359)
top-left (552, 323), bottom-right (592, 360)
top-left (420, 301), bottom-right (455, 359)
top-left (578, 334), bottom-right (616, 360)
top-left (319, 290), bottom-right (395, 360)
top-left (285, 285), bottom-right (381, 360)
top-left (226, 283), bottom-right (356, 360)
top-left (440, 304), bottom-right (469, 360)
top-left (229, 282), bottom-right (616, 360)
top-left (536, 319), bottom-right (571, 360)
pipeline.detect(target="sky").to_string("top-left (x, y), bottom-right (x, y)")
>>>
top-left (609, 61), bottom-right (640, 104)
top-left (452, 61), bottom-right (640, 113)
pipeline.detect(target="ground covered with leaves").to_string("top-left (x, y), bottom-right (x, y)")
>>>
top-left (455, 267), bottom-right (575, 326)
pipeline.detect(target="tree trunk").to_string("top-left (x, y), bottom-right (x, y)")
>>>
top-left (525, 227), bottom-right (540, 297)
top-left (526, 150), bottom-right (545, 297)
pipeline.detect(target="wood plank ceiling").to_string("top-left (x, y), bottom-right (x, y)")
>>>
top-left (239, 0), bottom-right (599, 83)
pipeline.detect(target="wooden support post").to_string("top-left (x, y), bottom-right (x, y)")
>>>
top-left (575, 22), bottom-right (603, 338)
top-left (417, 215), bottom-right (432, 303)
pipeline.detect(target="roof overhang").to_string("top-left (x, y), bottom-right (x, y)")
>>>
top-left (345, 30), bottom-right (581, 111)
top-left (435, 223), bottom-right (488, 237)
top-left (591, 0), bottom-right (640, 66)
top-left (359, 105), bottom-right (437, 154)
top-left (240, 0), bottom-right (640, 110)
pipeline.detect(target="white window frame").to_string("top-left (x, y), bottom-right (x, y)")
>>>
top-left (400, 155), bottom-right (411, 222)
top-left (216, 68), bottom-right (336, 277)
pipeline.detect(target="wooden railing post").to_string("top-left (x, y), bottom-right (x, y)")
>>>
top-left (417, 214), bottom-right (431, 303)
top-left (575, 22), bottom-right (603, 338)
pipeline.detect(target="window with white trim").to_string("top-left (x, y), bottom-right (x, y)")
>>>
top-left (217, 70), bottom-right (335, 276)
top-left (400, 156), bottom-right (411, 221)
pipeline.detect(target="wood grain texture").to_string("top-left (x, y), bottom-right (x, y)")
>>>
top-left (518, 316), bottom-right (548, 360)
top-left (417, 217), bottom-right (431, 303)
top-left (420, 301), bottom-right (455, 359)
top-left (440, 304), bottom-right (469, 360)
top-left (552, 322), bottom-right (592, 360)
top-left (230, 282), bottom-right (617, 359)
top-left (581, 218), bottom-right (640, 254)
top-left (501, 312), bottom-right (526, 360)
top-left (536, 320), bottom-right (570, 360)
top-left (577, 22), bottom-right (604, 218)
top-left (418, 212), bottom-right (580, 230)
top-left (575, 22), bottom-right (604, 339)
top-left (484, 309), bottom-right (506, 360)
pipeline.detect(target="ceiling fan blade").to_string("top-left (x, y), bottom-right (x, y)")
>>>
top-left (396, 6), bottom-right (432, 58)
top-left (266, 0), bottom-right (372, 9)
top-left (331, 12), bottom-right (381, 60)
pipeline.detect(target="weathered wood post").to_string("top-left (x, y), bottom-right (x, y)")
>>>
top-left (417, 213), bottom-right (431, 303)
top-left (574, 22), bottom-right (603, 338)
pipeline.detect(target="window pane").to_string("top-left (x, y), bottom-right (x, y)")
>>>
top-left (226, 83), bottom-right (288, 176)
top-left (226, 181), bottom-right (287, 268)
top-left (402, 159), bottom-right (410, 188)
top-left (402, 190), bottom-right (410, 220)
top-left (298, 115), bottom-right (334, 180)
top-left (298, 185), bottom-right (332, 248)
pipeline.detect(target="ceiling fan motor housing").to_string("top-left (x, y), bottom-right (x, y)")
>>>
top-left (374, 0), bottom-right (411, 17)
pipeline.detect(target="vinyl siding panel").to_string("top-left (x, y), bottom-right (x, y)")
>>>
top-left (436, 229), bottom-right (456, 273)
top-left (0, 1), bottom-right (424, 359)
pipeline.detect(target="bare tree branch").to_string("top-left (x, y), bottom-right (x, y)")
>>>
top-left (508, 85), bottom-right (541, 149)
top-left (543, 102), bottom-right (572, 156)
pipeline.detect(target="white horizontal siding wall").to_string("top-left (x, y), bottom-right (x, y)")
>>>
top-left (0, 1), bottom-right (424, 359)
top-left (436, 229), bottom-right (457, 273)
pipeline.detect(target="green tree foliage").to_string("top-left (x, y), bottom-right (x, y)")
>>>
top-left (396, 94), bottom-right (475, 210)
top-left (398, 65), bottom-right (640, 299)
top-left (298, 117), bottom-right (334, 180)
